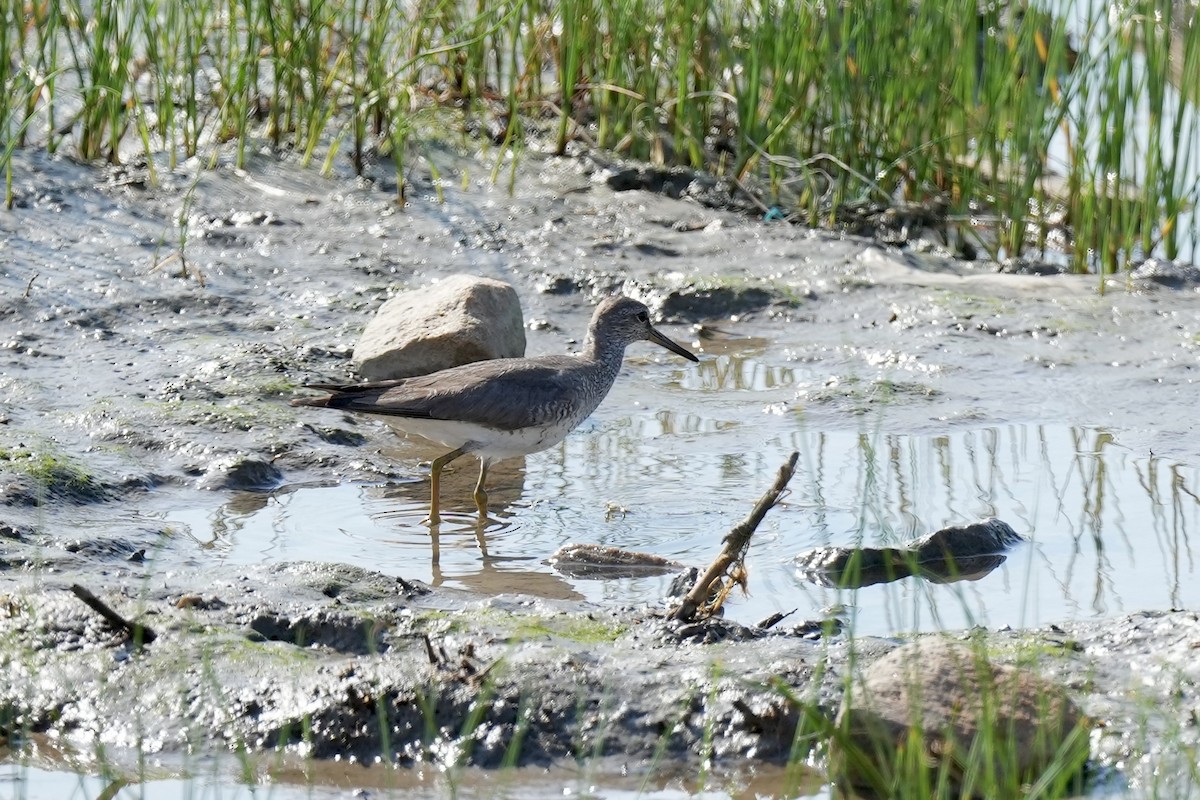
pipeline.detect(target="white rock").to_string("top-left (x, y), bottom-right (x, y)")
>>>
top-left (353, 274), bottom-right (526, 380)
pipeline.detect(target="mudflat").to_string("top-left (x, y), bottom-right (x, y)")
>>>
top-left (2, 147), bottom-right (1200, 790)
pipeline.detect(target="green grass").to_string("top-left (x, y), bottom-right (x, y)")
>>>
top-left (816, 638), bottom-right (1091, 800)
top-left (0, 0), bottom-right (1196, 271)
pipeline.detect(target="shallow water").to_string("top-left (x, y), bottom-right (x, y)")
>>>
top-left (147, 353), bottom-right (1200, 639)
top-left (0, 749), bottom-right (827, 800)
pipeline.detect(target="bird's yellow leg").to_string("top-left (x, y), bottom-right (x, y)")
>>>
top-left (473, 459), bottom-right (490, 519)
top-left (428, 446), bottom-right (468, 525)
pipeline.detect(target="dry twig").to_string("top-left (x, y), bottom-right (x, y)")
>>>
top-left (69, 584), bottom-right (157, 645)
top-left (672, 451), bottom-right (799, 621)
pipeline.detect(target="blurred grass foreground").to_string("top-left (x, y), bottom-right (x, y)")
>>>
top-left (2, 0), bottom-right (1198, 272)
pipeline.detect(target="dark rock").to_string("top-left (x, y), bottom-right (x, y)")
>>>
top-left (663, 616), bottom-right (763, 644)
top-left (248, 611), bottom-right (389, 654)
top-left (0, 523), bottom-right (27, 541)
top-left (637, 284), bottom-right (780, 322)
top-left (536, 275), bottom-right (583, 295)
top-left (606, 166), bottom-right (712, 198)
top-left (1130, 258), bottom-right (1200, 289)
top-left (836, 197), bottom-right (951, 244)
top-left (533, 271), bottom-right (623, 297)
top-left (200, 456), bottom-right (283, 491)
top-left (789, 617), bottom-right (843, 639)
top-left (997, 256), bottom-right (1070, 275)
top-left (667, 566), bottom-right (699, 598)
top-left (304, 424), bottom-right (368, 447)
top-left (546, 543), bottom-right (684, 579)
top-left (795, 518), bottom-right (1024, 589)
top-left (63, 537), bottom-right (146, 559)
top-left (0, 468), bottom-right (110, 506)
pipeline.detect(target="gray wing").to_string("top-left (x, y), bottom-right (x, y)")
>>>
top-left (299, 356), bottom-right (591, 431)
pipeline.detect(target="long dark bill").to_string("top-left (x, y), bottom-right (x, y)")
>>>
top-left (647, 326), bottom-right (699, 362)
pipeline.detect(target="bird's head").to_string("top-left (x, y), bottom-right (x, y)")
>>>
top-left (588, 296), bottom-right (699, 362)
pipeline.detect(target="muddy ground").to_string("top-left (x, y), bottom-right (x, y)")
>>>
top-left (3, 143), bottom-right (1200, 790)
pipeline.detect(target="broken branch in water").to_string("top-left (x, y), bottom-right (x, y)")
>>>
top-left (69, 584), bottom-right (157, 645)
top-left (672, 451), bottom-right (800, 622)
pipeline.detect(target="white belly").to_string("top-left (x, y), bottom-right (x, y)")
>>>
top-left (382, 415), bottom-right (581, 461)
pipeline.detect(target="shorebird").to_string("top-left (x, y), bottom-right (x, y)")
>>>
top-left (292, 296), bottom-right (699, 524)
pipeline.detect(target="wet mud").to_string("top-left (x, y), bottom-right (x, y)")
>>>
top-left (3, 145), bottom-right (1200, 788)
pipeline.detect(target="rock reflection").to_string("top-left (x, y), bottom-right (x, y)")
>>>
top-left (798, 550), bottom-right (1010, 590)
top-left (183, 488), bottom-right (277, 548)
top-left (786, 424), bottom-right (1200, 630)
top-left (795, 518), bottom-right (1022, 589)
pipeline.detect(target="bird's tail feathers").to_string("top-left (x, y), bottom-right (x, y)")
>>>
top-left (290, 377), bottom-right (409, 408)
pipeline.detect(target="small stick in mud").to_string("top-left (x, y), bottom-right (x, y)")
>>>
top-left (672, 451), bottom-right (800, 622)
top-left (422, 633), bottom-right (448, 666)
top-left (69, 584), bottom-right (157, 646)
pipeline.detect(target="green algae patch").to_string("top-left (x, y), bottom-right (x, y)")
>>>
top-left (0, 445), bottom-right (108, 503)
top-left (246, 376), bottom-right (300, 399)
top-left (509, 615), bottom-right (629, 645)
top-left (145, 399), bottom-right (291, 432)
top-left (931, 289), bottom-right (1017, 316)
top-left (430, 607), bottom-right (627, 645)
top-left (0, 446), bottom-right (93, 487)
top-left (986, 632), bottom-right (1086, 665)
top-left (798, 376), bottom-right (940, 415)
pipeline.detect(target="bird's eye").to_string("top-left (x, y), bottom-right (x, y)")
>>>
top-left (636, 311), bottom-right (649, 323)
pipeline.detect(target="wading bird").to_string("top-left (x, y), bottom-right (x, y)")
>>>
top-left (292, 296), bottom-right (699, 524)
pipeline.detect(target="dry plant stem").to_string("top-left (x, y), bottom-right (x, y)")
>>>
top-left (69, 583), bottom-right (157, 645)
top-left (672, 451), bottom-right (799, 622)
